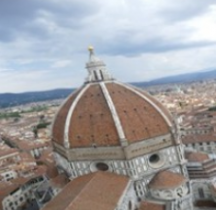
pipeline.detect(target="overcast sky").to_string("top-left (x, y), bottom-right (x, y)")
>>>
top-left (0, 0), bottom-right (216, 93)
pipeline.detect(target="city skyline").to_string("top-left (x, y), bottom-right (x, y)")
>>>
top-left (0, 0), bottom-right (216, 93)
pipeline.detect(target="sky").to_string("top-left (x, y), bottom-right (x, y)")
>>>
top-left (1, 0), bottom-right (216, 93)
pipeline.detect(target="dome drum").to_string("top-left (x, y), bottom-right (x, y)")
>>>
top-left (53, 132), bottom-right (174, 161)
top-left (53, 142), bottom-right (126, 161)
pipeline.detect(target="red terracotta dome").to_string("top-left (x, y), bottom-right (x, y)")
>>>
top-left (52, 47), bottom-right (174, 149)
top-left (149, 170), bottom-right (186, 190)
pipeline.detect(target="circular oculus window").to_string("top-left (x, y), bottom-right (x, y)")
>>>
top-left (95, 162), bottom-right (109, 171)
top-left (148, 153), bottom-right (165, 168)
top-left (149, 154), bottom-right (160, 163)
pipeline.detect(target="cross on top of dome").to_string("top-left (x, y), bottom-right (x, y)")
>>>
top-left (85, 46), bottom-right (113, 82)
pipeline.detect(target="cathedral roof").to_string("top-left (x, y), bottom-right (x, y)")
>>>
top-left (182, 134), bottom-right (216, 144)
top-left (52, 47), bottom-right (174, 149)
top-left (185, 151), bottom-right (209, 163)
top-left (41, 171), bottom-right (129, 210)
top-left (149, 170), bottom-right (186, 190)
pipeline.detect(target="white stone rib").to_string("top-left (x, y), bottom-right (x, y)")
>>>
top-left (100, 82), bottom-right (126, 145)
top-left (64, 84), bottom-right (90, 148)
top-left (51, 87), bottom-right (83, 140)
top-left (115, 81), bottom-right (172, 127)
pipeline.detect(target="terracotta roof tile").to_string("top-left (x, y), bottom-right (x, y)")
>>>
top-left (0, 144), bottom-right (18, 157)
top-left (185, 151), bottom-right (209, 162)
top-left (50, 174), bottom-right (69, 188)
top-left (106, 83), bottom-right (170, 143)
top-left (182, 134), bottom-right (216, 144)
top-left (52, 88), bottom-right (82, 145)
top-left (136, 88), bottom-right (173, 123)
top-left (10, 177), bottom-right (30, 185)
top-left (149, 170), bottom-right (186, 190)
top-left (19, 151), bottom-right (36, 163)
top-left (52, 81), bottom-right (173, 148)
top-left (9, 138), bottom-right (48, 151)
top-left (69, 84), bottom-right (119, 147)
top-left (42, 172), bottom-right (129, 210)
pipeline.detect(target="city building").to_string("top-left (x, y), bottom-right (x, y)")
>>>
top-left (0, 173), bottom-right (45, 210)
top-left (182, 135), bottom-right (216, 155)
top-left (185, 151), bottom-right (216, 202)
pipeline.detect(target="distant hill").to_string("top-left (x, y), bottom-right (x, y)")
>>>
top-left (131, 69), bottom-right (216, 87)
top-left (0, 89), bottom-right (74, 108)
top-left (1, 69), bottom-right (216, 108)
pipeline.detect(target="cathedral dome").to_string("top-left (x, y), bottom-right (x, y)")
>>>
top-left (50, 48), bottom-right (192, 209)
top-left (52, 47), bottom-right (175, 154)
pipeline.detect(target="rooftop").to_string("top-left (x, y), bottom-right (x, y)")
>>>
top-left (149, 170), bottom-right (186, 190)
top-left (42, 171), bottom-right (129, 210)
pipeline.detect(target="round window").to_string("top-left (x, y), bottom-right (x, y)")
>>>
top-left (148, 153), bottom-right (165, 168)
top-left (96, 162), bottom-right (109, 171)
top-left (149, 154), bottom-right (160, 163)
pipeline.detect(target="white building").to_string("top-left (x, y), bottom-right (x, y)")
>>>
top-left (0, 175), bottom-right (44, 210)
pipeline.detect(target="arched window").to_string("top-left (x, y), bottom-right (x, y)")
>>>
top-left (128, 201), bottom-right (132, 210)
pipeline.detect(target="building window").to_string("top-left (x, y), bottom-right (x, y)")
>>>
top-left (149, 154), bottom-right (160, 163)
top-left (128, 201), bottom-right (132, 210)
top-left (148, 153), bottom-right (165, 168)
top-left (198, 188), bottom-right (205, 198)
top-left (95, 162), bottom-right (109, 171)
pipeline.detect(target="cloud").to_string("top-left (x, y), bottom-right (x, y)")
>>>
top-left (0, 0), bottom-right (216, 92)
top-left (159, 0), bottom-right (216, 22)
top-left (51, 60), bottom-right (72, 68)
top-left (0, 0), bottom-right (99, 42)
top-left (99, 37), bottom-right (216, 56)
